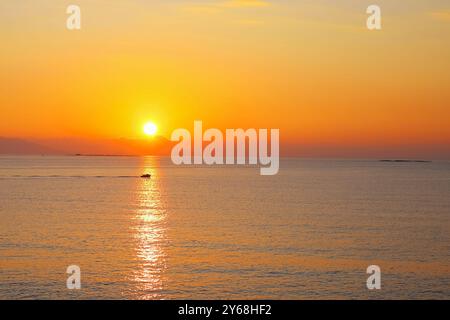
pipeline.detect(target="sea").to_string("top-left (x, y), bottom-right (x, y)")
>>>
top-left (0, 156), bottom-right (449, 299)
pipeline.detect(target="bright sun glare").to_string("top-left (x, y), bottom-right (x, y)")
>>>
top-left (143, 122), bottom-right (158, 136)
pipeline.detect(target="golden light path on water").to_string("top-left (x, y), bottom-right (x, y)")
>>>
top-left (130, 157), bottom-right (167, 299)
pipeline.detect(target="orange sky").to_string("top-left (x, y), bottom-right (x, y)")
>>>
top-left (1, 1), bottom-right (449, 157)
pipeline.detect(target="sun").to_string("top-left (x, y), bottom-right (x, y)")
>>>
top-left (143, 122), bottom-right (158, 136)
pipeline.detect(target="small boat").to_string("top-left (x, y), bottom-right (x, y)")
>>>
top-left (140, 174), bottom-right (151, 179)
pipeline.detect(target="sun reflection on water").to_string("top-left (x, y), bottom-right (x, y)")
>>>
top-left (131, 157), bottom-right (167, 299)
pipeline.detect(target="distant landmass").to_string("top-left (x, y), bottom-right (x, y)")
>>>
top-left (0, 138), bottom-right (61, 155)
top-left (379, 159), bottom-right (432, 163)
top-left (0, 137), bottom-right (173, 156)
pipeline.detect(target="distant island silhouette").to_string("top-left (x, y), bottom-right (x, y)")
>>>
top-left (379, 159), bottom-right (432, 163)
top-left (0, 137), bottom-right (173, 156)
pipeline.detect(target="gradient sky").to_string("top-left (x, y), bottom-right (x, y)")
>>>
top-left (1, 1), bottom-right (449, 157)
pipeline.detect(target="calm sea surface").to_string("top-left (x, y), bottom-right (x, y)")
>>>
top-left (0, 156), bottom-right (449, 299)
